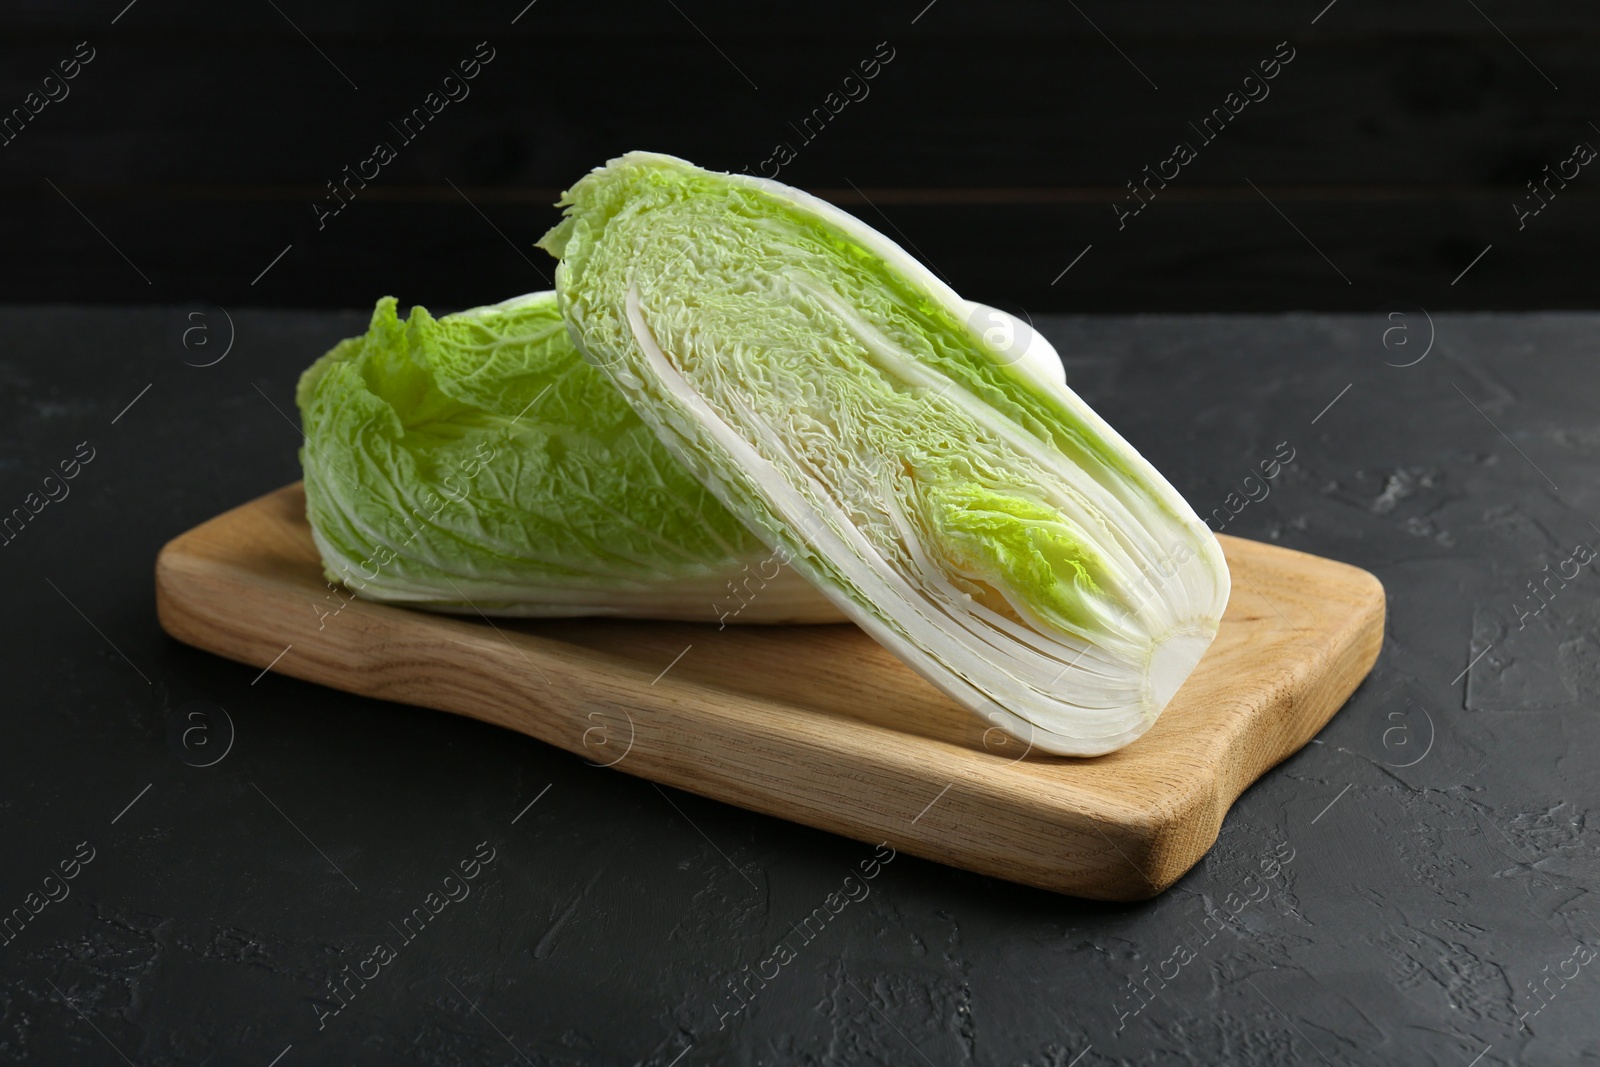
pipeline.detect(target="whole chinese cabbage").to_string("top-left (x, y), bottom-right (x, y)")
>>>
top-left (540, 152), bottom-right (1230, 755)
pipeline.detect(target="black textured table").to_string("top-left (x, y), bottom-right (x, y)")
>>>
top-left (3, 305), bottom-right (1595, 1066)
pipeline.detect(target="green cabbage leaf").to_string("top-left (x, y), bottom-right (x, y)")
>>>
top-left (296, 291), bottom-right (841, 621)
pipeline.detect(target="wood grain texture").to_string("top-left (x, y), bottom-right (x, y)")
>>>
top-left (154, 482), bottom-right (1384, 900)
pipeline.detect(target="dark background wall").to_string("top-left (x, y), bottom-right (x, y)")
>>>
top-left (2, 0), bottom-right (1595, 314)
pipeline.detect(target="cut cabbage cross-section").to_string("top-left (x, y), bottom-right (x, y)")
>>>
top-left (541, 152), bottom-right (1230, 755)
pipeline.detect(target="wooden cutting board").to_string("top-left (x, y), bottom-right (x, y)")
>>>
top-left (155, 483), bottom-right (1383, 901)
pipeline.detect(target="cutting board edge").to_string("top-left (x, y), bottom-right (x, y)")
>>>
top-left (1141, 566), bottom-right (1385, 891)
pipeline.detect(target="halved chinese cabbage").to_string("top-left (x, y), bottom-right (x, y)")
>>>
top-left (296, 290), bottom-right (1057, 624)
top-left (540, 152), bottom-right (1230, 755)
